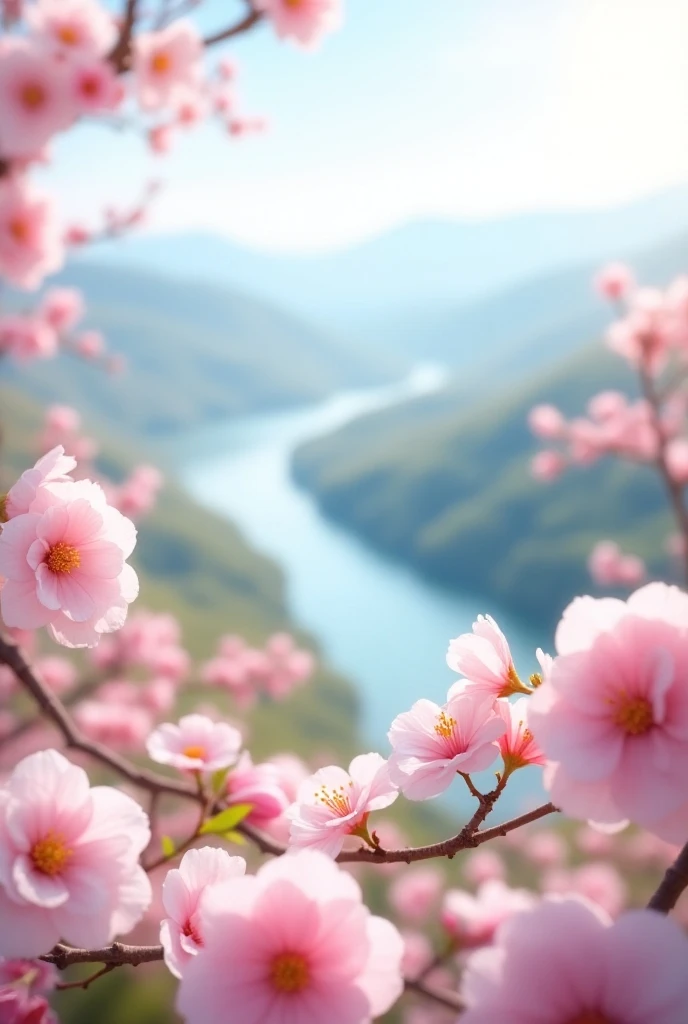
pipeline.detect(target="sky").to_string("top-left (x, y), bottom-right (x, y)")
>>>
top-left (44, 0), bottom-right (688, 252)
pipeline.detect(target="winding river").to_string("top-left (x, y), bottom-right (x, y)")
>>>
top-left (171, 366), bottom-right (547, 817)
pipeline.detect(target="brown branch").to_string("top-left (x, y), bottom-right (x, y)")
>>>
top-left (41, 942), bottom-right (163, 970)
top-left (647, 839), bottom-right (688, 914)
top-left (108, 0), bottom-right (140, 73)
top-left (638, 363), bottom-right (688, 585)
top-left (203, 7), bottom-right (263, 47)
top-left (404, 978), bottom-right (463, 1012)
top-left (0, 633), bottom-right (199, 802)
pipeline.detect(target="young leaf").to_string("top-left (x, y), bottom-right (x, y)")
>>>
top-left (161, 835), bottom-right (176, 858)
top-left (199, 804), bottom-right (253, 835)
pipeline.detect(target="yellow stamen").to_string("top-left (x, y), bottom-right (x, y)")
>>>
top-left (434, 711), bottom-right (456, 739)
top-left (613, 694), bottom-right (653, 736)
top-left (46, 542), bottom-right (81, 574)
top-left (21, 83), bottom-right (45, 110)
top-left (271, 952), bottom-right (309, 994)
top-left (284, 0), bottom-right (304, 7)
top-left (182, 745), bottom-right (206, 760)
top-left (314, 781), bottom-right (352, 816)
top-left (497, 664), bottom-right (532, 698)
top-left (151, 51), bottom-right (171, 74)
top-left (31, 832), bottom-right (73, 877)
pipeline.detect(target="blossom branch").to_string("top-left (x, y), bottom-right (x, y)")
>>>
top-left (202, 3), bottom-right (263, 47)
top-left (404, 977), bottom-right (463, 1012)
top-left (108, 0), bottom-right (140, 72)
top-left (638, 363), bottom-right (688, 584)
top-left (0, 632), bottom-right (199, 802)
top-left (647, 839), bottom-right (688, 914)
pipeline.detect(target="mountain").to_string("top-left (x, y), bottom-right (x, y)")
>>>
top-left (85, 184), bottom-right (688, 351)
top-left (0, 263), bottom-right (397, 436)
top-left (291, 344), bottom-right (676, 634)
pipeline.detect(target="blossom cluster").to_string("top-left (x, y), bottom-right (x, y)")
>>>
top-left (201, 631), bottom-right (315, 707)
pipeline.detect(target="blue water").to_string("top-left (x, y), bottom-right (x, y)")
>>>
top-left (171, 367), bottom-right (548, 817)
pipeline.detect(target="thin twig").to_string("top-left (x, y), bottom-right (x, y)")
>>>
top-left (108, 0), bottom-right (140, 72)
top-left (41, 942), bottom-right (163, 970)
top-left (56, 964), bottom-right (116, 991)
top-left (647, 840), bottom-right (688, 914)
top-left (639, 362), bottom-right (688, 585)
top-left (0, 633), bottom-right (199, 802)
top-left (404, 977), bottom-right (463, 1012)
top-left (203, 5), bottom-right (263, 47)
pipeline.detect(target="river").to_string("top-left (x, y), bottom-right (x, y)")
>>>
top-left (170, 366), bottom-right (548, 817)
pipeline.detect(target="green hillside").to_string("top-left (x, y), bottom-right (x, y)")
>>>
top-left (0, 263), bottom-right (397, 437)
top-left (292, 345), bottom-right (675, 633)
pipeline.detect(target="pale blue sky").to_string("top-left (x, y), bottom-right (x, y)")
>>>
top-left (41, 0), bottom-right (688, 251)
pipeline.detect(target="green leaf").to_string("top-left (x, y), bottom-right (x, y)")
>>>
top-left (222, 830), bottom-right (247, 845)
top-left (199, 804), bottom-right (253, 835)
top-left (161, 835), bottom-right (176, 857)
top-left (211, 768), bottom-right (230, 794)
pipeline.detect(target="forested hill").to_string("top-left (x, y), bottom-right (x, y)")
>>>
top-left (292, 344), bottom-right (676, 634)
top-left (0, 262), bottom-right (397, 437)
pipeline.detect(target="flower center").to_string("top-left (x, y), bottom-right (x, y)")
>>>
top-left (182, 918), bottom-right (203, 945)
top-left (271, 952), bottom-right (309, 994)
top-left (80, 74), bottom-right (100, 97)
top-left (613, 694), bottom-right (654, 736)
top-left (20, 82), bottom-right (45, 110)
top-left (151, 51), bottom-right (171, 74)
top-left (31, 832), bottom-right (73, 877)
top-left (182, 745), bottom-right (206, 760)
top-left (57, 24), bottom-right (80, 44)
top-left (46, 542), bottom-right (81, 574)
top-left (8, 218), bottom-right (28, 243)
top-left (434, 711), bottom-right (456, 739)
top-left (314, 781), bottom-right (352, 817)
top-left (284, 0), bottom-right (304, 7)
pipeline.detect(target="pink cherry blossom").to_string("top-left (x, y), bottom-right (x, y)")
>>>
top-left (0, 749), bottom-right (151, 957)
top-left (74, 699), bottom-right (152, 752)
top-left (665, 437), bottom-right (688, 485)
top-left (34, 655), bottom-right (76, 695)
top-left (225, 751), bottom-right (290, 827)
top-left (0, 315), bottom-right (58, 361)
top-left (147, 714), bottom-right (242, 774)
top-left (462, 849), bottom-right (505, 886)
top-left (530, 448), bottom-right (566, 481)
top-left (26, 0), bottom-right (116, 57)
top-left (388, 691), bottom-right (505, 800)
top-left (494, 697), bottom-right (546, 773)
top-left (441, 880), bottom-right (534, 949)
top-left (461, 897), bottom-right (688, 1024)
top-left (529, 583), bottom-right (688, 842)
top-left (0, 42), bottom-right (74, 161)
top-left (133, 21), bottom-right (202, 112)
top-left (70, 58), bottom-right (122, 114)
top-left (588, 540), bottom-right (646, 587)
top-left (160, 847), bottom-right (246, 979)
top-left (4, 447), bottom-right (76, 521)
top-left (0, 178), bottom-right (63, 289)
top-left (523, 828), bottom-right (567, 868)
top-left (447, 615), bottom-right (528, 698)
top-left (176, 849), bottom-right (404, 1024)
top-left (253, 0), bottom-right (342, 47)
top-left (38, 289), bottom-right (84, 333)
top-left (288, 753), bottom-right (398, 857)
top-left (527, 404), bottom-right (565, 440)
top-left (73, 328), bottom-right (105, 358)
top-left (0, 958), bottom-right (56, 993)
top-left (569, 861), bottom-right (628, 918)
top-left (594, 262), bottom-right (635, 300)
top-left (387, 866), bottom-right (443, 923)
top-left (0, 466), bottom-right (139, 648)
top-left (0, 986), bottom-right (56, 1023)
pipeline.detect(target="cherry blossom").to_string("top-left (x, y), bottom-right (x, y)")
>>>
top-left (147, 714), bottom-right (242, 774)
top-left (446, 614), bottom-right (530, 698)
top-left (254, 0), bottom-right (342, 48)
top-left (529, 583), bottom-right (688, 841)
top-left (0, 177), bottom-right (63, 289)
top-left (133, 21), bottom-right (203, 112)
top-left (160, 847), bottom-right (246, 979)
top-left (288, 753), bottom-right (398, 857)
top-left (441, 880), bottom-right (534, 949)
top-left (461, 897), bottom-right (688, 1024)
top-left (388, 690), bottom-right (505, 800)
top-left (175, 849), bottom-right (404, 1024)
top-left (494, 696), bottom-right (546, 774)
top-left (0, 749), bottom-right (151, 957)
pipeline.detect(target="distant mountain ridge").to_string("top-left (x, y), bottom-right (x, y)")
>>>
top-left (85, 183), bottom-right (688, 350)
top-left (0, 262), bottom-right (396, 436)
